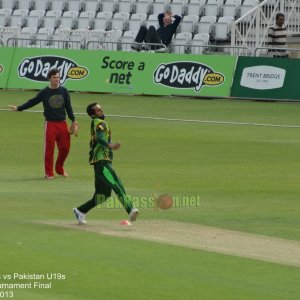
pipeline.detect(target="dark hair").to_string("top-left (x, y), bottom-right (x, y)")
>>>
top-left (86, 102), bottom-right (98, 117)
top-left (47, 68), bottom-right (60, 79)
top-left (276, 13), bottom-right (285, 20)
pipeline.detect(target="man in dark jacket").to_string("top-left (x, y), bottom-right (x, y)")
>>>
top-left (132, 11), bottom-right (182, 51)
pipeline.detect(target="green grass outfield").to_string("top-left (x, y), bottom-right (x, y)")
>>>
top-left (0, 90), bottom-right (300, 299)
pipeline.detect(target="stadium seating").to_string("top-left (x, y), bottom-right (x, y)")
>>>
top-left (17, 0), bottom-right (34, 11)
top-left (68, 28), bottom-right (88, 49)
top-left (197, 15), bottom-right (217, 36)
top-left (0, 0), bottom-right (265, 52)
top-left (151, 0), bottom-right (169, 15)
top-left (0, 8), bottom-right (12, 16)
top-left (93, 11), bottom-right (112, 31)
top-left (102, 29), bottom-right (122, 51)
top-left (18, 25), bottom-right (37, 47)
top-left (179, 14), bottom-right (199, 34)
top-left (0, 26), bottom-right (19, 47)
top-left (35, 27), bottom-right (54, 47)
top-left (101, 0), bottom-right (117, 14)
top-left (86, 28), bottom-right (106, 50)
top-left (120, 29), bottom-right (138, 51)
top-left (41, 10), bottom-right (61, 30)
top-left (66, 0), bottom-right (83, 12)
top-left (117, 0), bottom-right (134, 14)
top-left (51, 27), bottom-right (70, 48)
top-left (0, 0), bottom-right (17, 10)
top-left (221, 0), bottom-right (242, 18)
top-left (0, 13), bottom-right (8, 27)
top-left (171, 32), bottom-right (192, 54)
top-left (110, 12), bottom-right (129, 32)
top-left (127, 13), bottom-right (147, 32)
top-left (186, 0), bottom-right (205, 17)
top-left (26, 14), bottom-right (41, 28)
top-left (76, 11), bottom-right (95, 30)
top-left (135, 0), bottom-right (152, 15)
top-left (190, 32), bottom-right (210, 54)
top-left (213, 16), bottom-right (234, 41)
top-left (50, 0), bottom-right (66, 12)
top-left (204, 0), bottom-right (220, 18)
top-left (10, 9), bottom-right (29, 28)
top-left (145, 13), bottom-right (158, 29)
top-left (168, 0), bottom-right (187, 16)
top-left (59, 10), bottom-right (79, 30)
top-left (32, 0), bottom-right (49, 11)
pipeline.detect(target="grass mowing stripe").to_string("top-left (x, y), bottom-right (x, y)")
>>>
top-left (1, 109), bottom-right (300, 128)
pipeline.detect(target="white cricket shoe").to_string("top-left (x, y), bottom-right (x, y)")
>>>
top-left (73, 208), bottom-right (87, 225)
top-left (129, 208), bottom-right (139, 222)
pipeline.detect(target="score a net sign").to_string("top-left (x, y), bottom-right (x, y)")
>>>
top-left (153, 61), bottom-right (224, 93)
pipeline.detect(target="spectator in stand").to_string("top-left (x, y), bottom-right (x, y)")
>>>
top-left (132, 11), bottom-right (182, 52)
top-left (267, 13), bottom-right (288, 58)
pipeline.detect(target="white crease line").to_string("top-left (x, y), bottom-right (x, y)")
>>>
top-left (1, 109), bottom-right (300, 128)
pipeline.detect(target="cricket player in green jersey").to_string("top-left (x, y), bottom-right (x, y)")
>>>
top-left (73, 103), bottom-right (139, 224)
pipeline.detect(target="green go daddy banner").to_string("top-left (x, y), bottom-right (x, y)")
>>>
top-left (2, 47), bottom-right (236, 97)
top-left (231, 56), bottom-right (300, 101)
top-left (97, 52), bottom-right (236, 97)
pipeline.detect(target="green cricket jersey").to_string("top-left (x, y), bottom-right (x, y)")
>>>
top-left (89, 117), bottom-right (112, 165)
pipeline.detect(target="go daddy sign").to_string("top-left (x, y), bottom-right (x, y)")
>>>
top-left (3, 47), bottom-right (236, 97)
top-left (154, 61), bottom-right (224, 92)
top-left (18, 55), bottom-right (88, 84)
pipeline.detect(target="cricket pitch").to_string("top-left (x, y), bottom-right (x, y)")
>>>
top-left (41, 220), bottom-right (300, 267)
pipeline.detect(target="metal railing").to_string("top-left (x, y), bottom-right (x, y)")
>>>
top-left (254, 46), bottom-right (299, 56)
top-left (232, 0), bottom-right (300, 52)
top-left (5, 37), bottom-right (297, 57)
top-left (6, 37), bottom-right (82, 49)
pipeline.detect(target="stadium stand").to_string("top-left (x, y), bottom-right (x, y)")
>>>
top-left (179, 14), bottom-right (199, 34)
top-left (17, 0), bottom-right (34, 11)
top-left (171, 31), bottom-right (192, 53)
top-left (117, 0), bottom-right (134, 14)
top-left (213, 15), bottom-right (234, 41)
top-left (32, 0), bottom-right (50, 11)
top-left (84, 0), bottom-right (100, 12)
top-left (120, 29), bottom-right (138, 50)
top-left (0, 0), bottom-right (299, 57)
top-left (135, 0), bottom-right (152, 15)
top-left (101, 0), bottom-right (117, 13)
top-left (75, 10), bottom-right (95, 29)
top-left (35, 27), bottom-right (54, 47)
top-left (66, 0), bottom-right (84, 12)
top-left (127, 13), bottom-right (147, 32)
top-left (145, 13), bottom-right (159, 29)
top-left (197, 15), bottom-right (217, 36)
top-left (110, 12), bottom-right (129, 32)
top-left (190, 32), bottom-right (210, 54)
top-left (151, 0), bottom-right (169, 15)
top-left (93, 11), bottom-right (112, 31)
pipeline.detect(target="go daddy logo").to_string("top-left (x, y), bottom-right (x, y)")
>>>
top-left (154, 61), bottom-right (224, 92)
top-left (18, 56), bottom-right (88, 84)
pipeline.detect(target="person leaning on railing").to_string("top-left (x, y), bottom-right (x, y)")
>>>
top-left (267, 12), bottom-right (288, 58)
